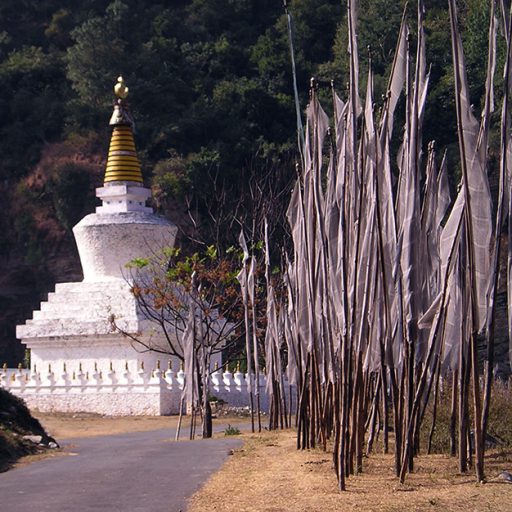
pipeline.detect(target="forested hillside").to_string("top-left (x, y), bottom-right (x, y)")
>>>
top-left (0, 0), bottom-right (493, 364)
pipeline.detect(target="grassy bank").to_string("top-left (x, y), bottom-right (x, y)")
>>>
top-left (0, 389), bottom-right (53, 471)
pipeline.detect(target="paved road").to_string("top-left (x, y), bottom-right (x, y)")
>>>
top-left (0, 427), bottom-right (243, 512)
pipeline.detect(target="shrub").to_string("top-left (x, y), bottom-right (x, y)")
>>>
top-left (224, 424), bottom-right (241, 436)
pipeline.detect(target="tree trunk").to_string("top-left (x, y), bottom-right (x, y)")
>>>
top-left (202, 399), bottom-right (213, 438)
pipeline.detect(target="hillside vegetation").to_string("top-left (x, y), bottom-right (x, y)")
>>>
top-left (0, 0), bottom-right (495, 364)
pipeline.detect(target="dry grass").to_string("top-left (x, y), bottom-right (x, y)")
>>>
top-left (188, 429), bottom-right (512, 512)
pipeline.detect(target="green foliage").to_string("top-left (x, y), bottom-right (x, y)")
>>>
top-left (206, 245), bottom-right (217, 259)
top-left (485, 382), bottom-right (512, 447)
top-left (208, 394), bottom-right (226, 405)
top-left (421, 381), bottom-right (512, 454)
top-left (66, 15), bottom-right (126, 110)
top-left (3, 46), bottom-right (47, 74)
top-left (126, 258), bottom-right (150, 269)
top-left (461, 0), bottom-right (490, 105)
top-left (45, 9), bottom-right (74, 49)
top-left (0, 45), bottom-right (66, 177)
top-left (153, 153), bottom-right (190, 202)
top-left (224, 424), bottom-right (241, 436)
top-left (48, 162), bottom-right (95, 230)
top-left (162, 246), bottom-right (181, 259)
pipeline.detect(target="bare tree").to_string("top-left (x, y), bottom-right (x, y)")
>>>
top-left (111, 245), bottom-right (244, 438)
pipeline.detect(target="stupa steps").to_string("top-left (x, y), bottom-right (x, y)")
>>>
top-left (46, 282), bottom-right (133, 300)
top-left (40, 299), bottom-right (135, 315)
top-left (41, 283), bottom-right (131, 302)
top-left (18, 278), bottom-right (143, 337)
top-left (41, 293), bottom-right (135, 309)
top-left (53, 281), bottom-right (132, 293)
top-left (17, 317), bottom-right (140, 338)
top-left (31, 304), bottom-right (137, 321)
top-left (40, 300), bottom-right (119, 311)
top-left (31, 280), bottom-right (136, 314)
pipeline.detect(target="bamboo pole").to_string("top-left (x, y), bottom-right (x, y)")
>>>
top-left (427, 357), bottom-right (442, 454)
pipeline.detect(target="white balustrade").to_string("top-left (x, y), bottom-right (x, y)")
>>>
top-left (0, 360), bottom-right (290, 416)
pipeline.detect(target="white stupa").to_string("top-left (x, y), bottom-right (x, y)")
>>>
top-left (13, 77), bottom-right (181, 415)
top-left (2, 77), bottom-right (267, 415)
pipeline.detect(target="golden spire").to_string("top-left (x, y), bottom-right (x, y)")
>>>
top-left (104, 76), bottom-right (143, 185)
top-left (114, 76), bottom-right (129, 99)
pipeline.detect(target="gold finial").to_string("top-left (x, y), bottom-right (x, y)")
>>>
top-left (79, 362), bottom-right (82, 372)
top-left (105, 75), bottom-right (141, 184)
top-left (214, 361), bottom-right (219, 371)
top-left (63, 362), bottom-right (67, 373)
top-left (2, 362), bottom-right (6, 370)
top-left (18, 363), bottom-right (22, 370)
top-left (140, 361), bottom-right (145, 370)
top-left (180, 360), bottom-right (184, 371)
top-left (48, 364), bottom-right (52, 374)
top-left (114, 76), bottom-right (129, 99)
top-left (167, 360), bottom-right (172, 370)
top-left (72, 371), bottom-right (76, 380)
top-left (109, 361), bottom-right (113, 372)
top-left (157, 360), bottom-right (161, 370)
top-left (94, 361), bottom-right (98, 372)
top-left (86, 371), bottom-right (89, 380)
top-left (125, 360), bottom-right (129, 371)
top-left (236, 361), bottom-right (241, 373)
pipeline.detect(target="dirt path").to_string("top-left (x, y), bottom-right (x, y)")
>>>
top-left (1, 416), bottom-right (244, 512)
top-left (35, 411), bottom-right (186, 440)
